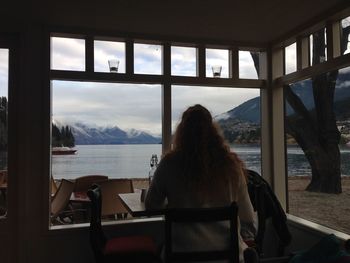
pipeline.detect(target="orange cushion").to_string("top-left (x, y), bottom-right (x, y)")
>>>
top-left (103, 235), bottom-right (157, 256)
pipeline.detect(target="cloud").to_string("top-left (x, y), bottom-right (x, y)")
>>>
top-left (239, 51), bottom-right (258, 79)
top-left (171, 85), bottom-right (260, 130)
top-left (0, 49), bottom-right (9, 97)
top-left (342, 17), bottom-right (350, 28)
top-left (52, 81), bottom-right (162, 135)
top-left (285, 43), bottom-right (297, 74)
top-left (51, 40), bottom-right (261, 136)
top-left (171, 46), bottom-right (197, 76)
top-left (134, 44), bottom-right (162, 74)
top-left (206, 49), bottom-right (229, 78)
top-left (340, 67), bottom-right (350, 74)
top-left (336, 80), bottom-right (350, 89)
top-left (52, 79), bottom-right (260, 137)
top-left (49, 41), bottom-right (262, 136)
top-left (51, 37), bottom-right (85, 70)
top-left (94, 40), bottom-right (126, 73)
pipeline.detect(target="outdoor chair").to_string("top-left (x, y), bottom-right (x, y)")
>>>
top-left (99, 178), bottom-right (134, 219)
top-left (51, 174), bottom-right (58, 196)
top-left (74, 175), bottom-right (108, 193)
top-left (51, 179), bottom-right (75, 224)
top-left (87, 184), bottom-right (160, 263)
top-left (164, 202), bottom-right (239, 263)
top-left (71, 175), bottom-right (108, 222)
top-left (0, 170), bottom-right (7, 184)
top-left (0, 170), bottom-right (7, 216)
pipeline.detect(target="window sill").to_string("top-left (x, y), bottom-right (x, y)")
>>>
top-left (49, 216), bottom-right (164, 232)
top-left (287, 214), bottom-right (350, 241)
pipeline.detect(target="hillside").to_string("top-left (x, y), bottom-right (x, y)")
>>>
top-left (216, 72), bottom-right (350, 144)
top-left (51, 71), bottom-right (350, 146)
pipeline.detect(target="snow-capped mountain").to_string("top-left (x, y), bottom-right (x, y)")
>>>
top-left (53, 121), bottom-right (161, 145)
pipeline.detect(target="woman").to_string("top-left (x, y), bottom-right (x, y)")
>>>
top-left (145, 104), bottom-right (256, 262)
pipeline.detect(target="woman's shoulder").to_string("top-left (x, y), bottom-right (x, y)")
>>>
top-left (154, 152), bottom-right (183, 181)
top-left (160, 151), bottom-right (183, 166)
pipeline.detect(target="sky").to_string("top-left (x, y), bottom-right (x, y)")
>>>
top-left (50, 37), bottom-right (261, 135)
top-left (1, 26), bottom-right (349, 135)
top-left (0, 49), bottom-right (8, 98)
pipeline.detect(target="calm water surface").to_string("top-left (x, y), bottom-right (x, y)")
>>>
top-left (51, 144), bottom-right (350, 180)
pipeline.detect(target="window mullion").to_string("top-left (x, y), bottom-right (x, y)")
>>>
top-left (229, 47), bottom-right (239, 80)
top-left (125, 39), bottom-right (134, 76)
top-left (197, 45), bottom-right (206, 78)
top-left (85, 35), bottom-right (94, 73)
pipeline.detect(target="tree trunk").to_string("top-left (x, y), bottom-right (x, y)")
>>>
top-left (285, 85), bottom-right (342, 193)
top-left (305, 144), bottom-right (341, 193)
top-left (285, 84), bottom-right (342, 193)
top-left (284, 27), bottom-right (345, 193)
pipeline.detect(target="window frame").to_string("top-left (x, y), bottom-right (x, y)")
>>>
top-left (46, 14), bottom-right (350, 238)
top-left (0, 35), bottom-right (20, 229)
top-left (48, 29), bottom-right (267, 230)
top-left (272, 17), bottom-right (350, 237)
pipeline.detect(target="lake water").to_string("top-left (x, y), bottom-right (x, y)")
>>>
top-left (51, 144), bottom-right (350, 180)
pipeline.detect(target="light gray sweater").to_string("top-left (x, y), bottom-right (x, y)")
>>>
top-left (145, 154), bottom-right (257, 262)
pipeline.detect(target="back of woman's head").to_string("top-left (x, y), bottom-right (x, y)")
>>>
top-left (172, 104), bottom-right (244, 188)
top-left (174, 104), bottom-right (214, 151)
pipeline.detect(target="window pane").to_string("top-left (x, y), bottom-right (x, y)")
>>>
top-left (239, 51), bottom-right (258, 79)
top-left (171, 46), bottom-right (197, 76)
top-left (172, 86), bottom-right (261, 173)
top-left (309, 28), bottom-right (327, 66)
top-left (285, 43), bottom-right (297, 74)
top-left (285, 66), bottom-right (350, 234)
top-left (206, 48), bottom-right (229, 78)
top-left (341, 16), bottom-right (350, 55)
top-left (51, 81), bottom-right (161, 224)
top-left (0, 48), bottom-right (8, 218)
top-left (51, 37), bottom-right (85, 71)
top-left (94, 40), bottom-right (126, 73)
top-left (134, 44), bottom-right (162, 75)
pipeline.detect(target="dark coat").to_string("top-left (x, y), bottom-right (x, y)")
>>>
top-left (246, 169), bottom-right (292, 256)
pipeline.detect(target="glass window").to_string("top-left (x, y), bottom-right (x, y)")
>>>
top-left (239, 51), bottom-right (259, 79)
top-left (94, 40), bottom-right (126, 73)
top-left (341, 16), bottom-right (350, 55)
top-left (309, 28), bottom-right (327, 66)
top-left (206, 48), bottom-right (229, 78)
top-left (171, 46), bottom-right (197, 76)
top-left (285, 42), bottom-right (297, 74)
top-left (134, 43), bottom-right (162, 75)
top-left (51, 81), bottom-right (161, 224)
top-left (285, 66), bottom-right (350, 234)
top-left (51, 37), bottom-right (85, 71)
top-left (0, 48), bottom-right (8, 218)
top-left (172, 85), bottom-right (261, 173)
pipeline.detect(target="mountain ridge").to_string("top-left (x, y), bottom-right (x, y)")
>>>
top-left (52, 71), bottom-right (350, 145)
top-left (53, 120), bottom-right (161, 145)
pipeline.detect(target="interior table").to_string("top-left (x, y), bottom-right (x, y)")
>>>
top-left (118, 192), bottom-right (164, 217)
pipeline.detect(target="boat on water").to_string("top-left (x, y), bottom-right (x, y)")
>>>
top-left (52, 147), bottom-right (77, 155)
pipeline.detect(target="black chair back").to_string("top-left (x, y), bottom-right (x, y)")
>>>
top-left (164, 202), bottom-right (239, 263)
top-left (87, 184), bottom-right (107, 263)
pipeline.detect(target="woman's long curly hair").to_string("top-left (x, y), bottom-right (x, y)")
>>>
top-left (169, 104), bottom-right (245, 193)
